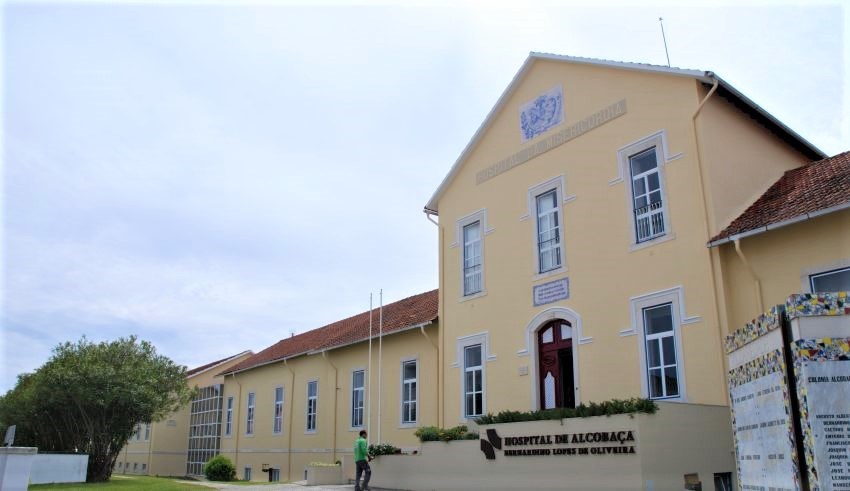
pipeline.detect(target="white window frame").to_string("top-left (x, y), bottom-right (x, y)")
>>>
top-left (400, 358), bottom-right (418, 427)
top-left (273, 386), bottom-right (284, 434)
top-left (244, 466), bottom-right (252, 481)
top-left (144, 423), bottom-right (150, 441)
top-left (810, 266), bottom-right (850, 293)
top-left (351, 369), bottom-right (365, 429)
top-left (305, 380), bottom-right (318, 433)
top-left (627, 286), bottom-right (696, 402)
top-left (801, 257), bottom-right (850, 293)
top-left (245, 392), bottom-right (255, 436)
top-left (452, 332), bottom-right (496, 421)
top-left (642, 303), bottom-right (680, 399)
top-left (525, 175), bottom-right (572, 279)
top-left (614, 131), bottom-right (676, 250)
top-left (224, 396), bottom-right (233, 437)
top-left (269, 467), bottom-right (280, 482)
top-left (452, 209), bottom-right (491, 301)
top-left (462, 221), bottom-right (483, 296)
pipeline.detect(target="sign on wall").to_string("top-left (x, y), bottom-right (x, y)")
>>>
top-left (793, 338), bottom-right (850, 491)
top-left (533, 278), bottom-right (569, 307)
top-left (520, 86), bottom-right (564, 142)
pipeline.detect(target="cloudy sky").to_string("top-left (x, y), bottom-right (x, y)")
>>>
top-left (2, 1), bottom-right (847, 392)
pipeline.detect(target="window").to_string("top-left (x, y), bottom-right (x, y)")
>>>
top-left (142, 463), bottom-right (147, 472)
top-left (643, 304), bottom-right (679, 399)
top-left (244, 467), bottom-right (252, 481)
top-left (224, 396), bottom-right (233, 436)
top-left (306, 381), bottom-right (318, 432)
top-left (351, 370), bottom-right (365, 428)
top-left (464, 344), bottom-right (484, 418)
top-left (144, 423), bottom-right (150, 441)
top-left (186, 385), bottom-right (224, 476)
top-left (401, 360), bottom-right (418, 425)
top-left (135, 424), bottom-right (141, 441)
top-left (536, 189), bottom-right (561, 272)
top-left (629, 147), bottom-right (665, 242)
top-left (810, 267), bottom-right (850, 292)
top-left (133, 463), bottom-right (138, 472)
top-left (246, 392), bottom-right (255, 435)
top-left (463, 222), bottom-right (482, 295)
top-left (269, 468), bottom-right (280, 482)
top-left (273, 387), bottom-right (284, 434)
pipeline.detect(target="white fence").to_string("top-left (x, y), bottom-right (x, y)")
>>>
top-left (29, 454), bottom-right (88, 484)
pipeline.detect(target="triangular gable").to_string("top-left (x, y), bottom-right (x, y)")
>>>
top-left (424, 52), bottom-right (825, 215)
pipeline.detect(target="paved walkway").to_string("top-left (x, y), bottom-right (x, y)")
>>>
top-left (183, 480), bottom-right (368, 491)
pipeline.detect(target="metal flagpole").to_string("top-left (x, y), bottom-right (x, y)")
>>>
top-left (368, 293), bottom-right (373, 438)
top-left (377, 289), bottom-right (384, 443)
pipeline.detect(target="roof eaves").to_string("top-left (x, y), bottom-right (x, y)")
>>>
top-left (219, 349), bottom-right (312, 377)
top-left (711, 74), bottom-right (826, 160)
top-left (189, 350), bottom-right (253, 378)
top-left (530, 52), bottom-right (712, 81)
top-left (707, 200), bottom-right (850, 247)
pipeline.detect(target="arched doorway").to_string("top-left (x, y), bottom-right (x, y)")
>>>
top-left (537, 320), bottom-right (575, 409)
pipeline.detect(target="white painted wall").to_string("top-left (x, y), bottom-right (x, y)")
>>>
top-left (29, 454), bottom-right (88, 484)
top-left (0, 447), bottom-right (38, 491)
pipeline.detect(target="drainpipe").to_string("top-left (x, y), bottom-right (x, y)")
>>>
top-left (424, 208), bottom-right (444, 427)
top-left (232, 373), bottom-right (242, 475)
top-left (734, 239), bottom-right (765, 313)
top-left (420, 323), bottom-right (438, 350)
top-left (691, 77), bottom-right (732, 401)
top-left (283, 358), bottom-right (295, 481)
top-left (321, 351), bottom-right (339, 465)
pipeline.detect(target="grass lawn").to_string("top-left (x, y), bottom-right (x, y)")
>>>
top-left (29, 475), bottom-right (211, 490)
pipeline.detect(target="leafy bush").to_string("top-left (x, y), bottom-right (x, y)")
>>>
top-left (414, 425), bottom-right (479, 442)
top-left (204, 455), bottom-right (236, 481)
top-left (368, 442), bottom-right (400, 456)
top-left (474, 398), bottom-right (657, 425)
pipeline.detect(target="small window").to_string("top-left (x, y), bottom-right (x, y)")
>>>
top-left (273, 387), bottom-right (284, 434)
top-left (142, 463), bottom-right (147, 472)
top-left (463, 221), bottom-right (482, 295)
top-left (244, 467), bottom-right (252, 481)
top-left (306, 381), bottom-right (318, 432)
top-left (144, 423), bottom-right (150, 441)
top-left (536, 189), bottom-right (562, 272)
top-left (464, 344), bottom-right (484, 417)
top-left (401, 360), bottom-right (418, 424)
top-left (224, 396), bottom-right (233, 436)
top-left (246, 392), bottom-right (255, 435)
top-left (643, 304), bottom-right (679, 399)
top-left (270, 468), bottom-right (280, 482)
top-left (629, 147), bottom-right (666, 243)
top-left (351, 370), bottom-right (365, 428)
top-left (810, 267), bottom-right (850, 293)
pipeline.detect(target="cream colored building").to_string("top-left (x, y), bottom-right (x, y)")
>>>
top-left (115, 351), bottom-right (252, 477)
top-left (125, 54), bottom-right (849, 488)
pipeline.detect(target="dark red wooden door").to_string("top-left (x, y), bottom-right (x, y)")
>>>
top-left (537, 320), bottom-right (575, 409)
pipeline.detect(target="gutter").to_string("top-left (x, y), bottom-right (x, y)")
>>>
top-left (707, 201), bottom-right (850, 247)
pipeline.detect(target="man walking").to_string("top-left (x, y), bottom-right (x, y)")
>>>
top-left (354, 429), bottom-right (372, 491)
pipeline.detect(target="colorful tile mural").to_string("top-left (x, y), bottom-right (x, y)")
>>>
top-left (724, 305), bottom-right (783, 354)
top-left (786, 291), bottom-right (849, 319)
top-left (792, 337), bottom-right (850, 491)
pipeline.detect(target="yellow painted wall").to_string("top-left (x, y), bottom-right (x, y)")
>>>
top-left (220, 325), bottom-right (438, 482)
top-left (436, 60), bottom-right (729, 423)
top-left (696, 86), bottom-right (815, 236)
top-left (719, 210), bottom-right (850, 331)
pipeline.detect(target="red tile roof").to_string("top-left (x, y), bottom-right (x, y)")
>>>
top-left (222, 289), bottom-right (438, 375)
top-left (710, 151), bottom-right (850, 245)
top-left (187, 351), bottom-right (252, 377)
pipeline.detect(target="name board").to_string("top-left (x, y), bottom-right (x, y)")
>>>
top-left (476, 99), bottom-right (627, 185)
top-left (533, 278), bottom-right (569, 306)
top-left (480, 427), bottom-right (636, 461)
top-left (799, 358), bottom-right (850, 490)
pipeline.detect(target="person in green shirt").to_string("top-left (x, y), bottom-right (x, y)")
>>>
top-left (354, 429), bottom-right (372, 491)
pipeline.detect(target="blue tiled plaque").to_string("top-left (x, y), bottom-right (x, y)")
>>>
top-left (520, 86), bottom-right (564, 142)
top-left (533, 278), bottom-right (569, 307)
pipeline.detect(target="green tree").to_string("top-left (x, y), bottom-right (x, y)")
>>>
top-left (0, 336), bottom-right (192, 482)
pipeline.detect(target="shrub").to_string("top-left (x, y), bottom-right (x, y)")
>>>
top-left (203, 454), bottom-right (236, 481)
top-left (474, 398), bottom-right (658, 425)
top-left (414, 425), bottom-right (479, 442)
top-left (368, 442), bottom-right (400, 456)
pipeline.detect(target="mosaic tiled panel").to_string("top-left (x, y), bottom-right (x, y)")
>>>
top-left (786, 291), bottom-right (849, 319)
top-left (792, 337), bottom-right (850, 491)
top-left (728, 349), bottom-right (800, 489)
top-left (725, 305), bottom-right (783, 354)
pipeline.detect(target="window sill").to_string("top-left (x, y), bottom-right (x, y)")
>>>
top-left (458, 290), bottom-right (487, 303)
top-left (532, 267), bottom-right (568, 282)
top-left (304, 430), bottom-right (318, 435)
top-left (349, 426), bottom-right (365, 432)
top-left (398, 423), bottom-right (418, 429)
top-left (629, 233), bottom-right (675, 252)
